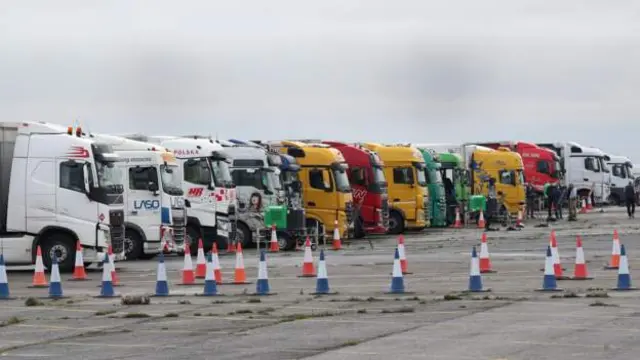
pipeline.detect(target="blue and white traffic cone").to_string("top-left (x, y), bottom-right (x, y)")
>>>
top-left (0, 254), bottom-right (11, 300)
top-left (202, 254), bottom-right (218, 296)
top-left (468, 246), bottom-right (488, 292)
top-left (154, 253), bottom-right (169, 296)
top-left (537, 245), bottom-right (562, 292)
top-left (255, 250), bottom-right (270, 296)
top-left (48, 256), bottom-right (64, 298)
top-left (613, 244), bottom-right (637, 291)
top-left (314, 250), bottom-right (331, 295)
top-left (389, 248), bottom-right (405, 294)
top-left (99, 253), bottom-right (116, 297)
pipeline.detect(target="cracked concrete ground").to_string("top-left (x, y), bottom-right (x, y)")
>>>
top-left (2, 207), bottom-right (640, 359)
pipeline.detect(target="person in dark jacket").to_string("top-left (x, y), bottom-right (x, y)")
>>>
top-left (525, 183), bottom-right (536, 219)
top-left (625, 180), bottom-right (636, 218)
top-left (485, 178), bottom-right (498, 230)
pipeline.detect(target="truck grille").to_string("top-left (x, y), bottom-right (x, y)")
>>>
top-left (109, 210), bottom-right (125, 253)
top-left (423, 196), bottom-right (430, 221)
top-left (172, 209), bottom-right (186, 246)
top-left (381, 198), bottom-right (390, 228)
top-left (287, 208), bottom-right (305, 231)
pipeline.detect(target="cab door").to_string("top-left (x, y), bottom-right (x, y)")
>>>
top-left (301, 167), bottom-right (335, 228)
top-left (127, 166), bottom-right (160, 239)
top-left (386, 166), bottom-right (416, 221)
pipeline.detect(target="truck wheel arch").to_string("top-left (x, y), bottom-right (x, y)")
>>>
top-left (124, 222), bottom-right (147, 260)
top-left (33, 226), bottom-right (79, 262)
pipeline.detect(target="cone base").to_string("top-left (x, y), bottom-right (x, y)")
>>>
top-left (96, 284), bottom-right (122, 287)
top-left (402, 271), bottom-right (413, 275)
top-left (297, 274), bottom-right (316, 278)
top-left (28, 285), bottom-right (49, 289)
top-left (466, 288), bottom-right (491, 293)
top-left (480, 270), bottom-right (497, 274)
top-left (221, 281), bottom-right (252, 285)
top-left (311, 291), bottom-right (339, 296)
top-left (68, 278), bottom-right (91, 281)
top-left (555, 276), bottom-right (572, 280)
top-left (535, 288), bottom-right (563, 292)
top-left (569, 277), bottom-right (594, 280)
top-left (250, 292), bottom-right (278, 296)
top-left (539, 267), bottom-right (567, 271)
top-left (604, 266), bottom-right (619, 270)
top-left (384, 291), bottom-right (416, 295)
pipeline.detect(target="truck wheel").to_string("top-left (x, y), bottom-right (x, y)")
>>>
top-left (40, 233), bottom-right (75, 273)
top-left (236, 222), bottom-right (253, 249)
top-left (277, 232), bottom-right (296, 251)
top-left (387, 211), bottom-right (405, 235)
top-left (186, 225), bottom-right (201, 256)
top-left (124, 228), bottom-right (144, 261)
top-left (354, 217), bottom-right (366, 239)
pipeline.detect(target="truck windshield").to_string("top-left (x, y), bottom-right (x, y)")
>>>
top-left (160, 165), bottom-right (183, 195)
top-left (372, 166), bottom-right (386, 184)
top-left (599, 157), bottom-right (609, 173)
top-left (552, 160), bottom-right (562, 179)
top-left (282, 170), bottom-right (299, 185)
top-left (95, 161), bottom-right (124, 204)
top-left (210, 159), bottom-right (233, 188)
top-left (268, 171), bottom-right (282, 191)
top-left (232, 168), bottom-right (276, 193)
top-left (333, 169), bottom-right (352, 193)
top-left (415, 167), bottom-right (427, 187)
top-left (430, 169), bottom-right (443, 184)
top-left (516, 169), bottom-right (525, 185)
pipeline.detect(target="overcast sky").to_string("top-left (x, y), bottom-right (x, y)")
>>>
top-left (2, 1), bottom-right (640, 160)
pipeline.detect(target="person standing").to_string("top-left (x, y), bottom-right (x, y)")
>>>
top-left (526, 183), bottom-right (536, 219)
top-left (625, 180), bottom-right (636, 218)
top-left (568, 184), bottom-right (577, 221)
top-left (485, 178), bottom-right (498, 230)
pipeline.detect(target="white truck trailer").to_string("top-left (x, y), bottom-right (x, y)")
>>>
top-left (1, 122), bottom-right (126, 271)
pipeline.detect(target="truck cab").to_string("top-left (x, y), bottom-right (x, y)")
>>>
top-left (606, 154), bottom-right (633, 206)
top-left (323, 141), bottom-right (389, 238)
top-left (416, 148), bottom-right (447, 227)
top-left (270, 141), bottom-right (354, 241)
top-left (122, 135), bottom-right (235, 254)
top-left (84, 133), bottom-right (186, 259)
top-left (1, 122), bottom-right (126, 271)
top-left (537, 142), bottom-right (611, 205)
top-left (360, 143), bottom-right (428, 234)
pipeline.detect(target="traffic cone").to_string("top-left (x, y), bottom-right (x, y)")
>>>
top-left (397, 235), bottom-right (411, 274)
top-left (69, 241), bottom-right (89, 281)
top-left (605, 230), bottom-right (621, 270)
top-left (108, 245), bottom-right (119, 286)
top-left (269, 225), bottom-right (279, 252)
top-left (468, 246), bottom-right (488, 292)
top-left (0, 254), bottom-right (12, 300)
top-left (255, 250), bottom-right (270, 295)
top-left (537, 245), bottom-right (562, 291)
top-left (479, 233), bottom-right (495, 273)
top-left (613, 245), bottom-right (637, 291)
top-left (195, 238), bottom-right (206, 279)
top-left (452, 207), bottom-right (462, 228)
top-left (30, 245), bottom-right (47, 288)
top-left (388, 248), bottom-right (405, 294)
top-left (202, 253), bottom-right (218, 296)
top-left (579, 198), bottom-right (588, 214)
top-left (477, 210), bottom-right (486, 228)
top-left (154, 253), bottom-right (170, 296)
top-left (178, 242), bottom-right (195, 285)
top-left (98, 254), bottom-right (116, 298)
top-left (48, 256), bottom-right (64, 298)
top-left (313, 250), bottom-right (336, 295)
top-left (332, 220), bottom-right (342, 250)
top-left (571, 236), bottom-right (592, 280)
top-left (231, 243), bottom-right (250, 284)
top-left (586, 196), bottom-right (593, 210)
top-left (226, 237), bottom-right (236, 253)
top-left (299, 238), bottom-right (316, 277)
top-left (212, 243), bottom-right (222, 284)
top-left (550, 231), bottom-right (567, 279)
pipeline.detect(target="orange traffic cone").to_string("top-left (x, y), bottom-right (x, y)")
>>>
top-left (108, 245), bottom-right (119, 286)
top-left (212, 243), bottom-right (223, 284)
top-left (30, 245), bottom-right (48, 288)
top-left (232, 243), bottom-right (250, 284)
top-left (586, 195), bottom-right (593, 210)
top-left (332, 220), bottom-right (342, 250)
top-left (195, 238), bottom-right (206, 279)
top-left (70, 241), bottom-right (89, 281)
top-left (605, 230), bottom-right (621, 270)
top-left (477, 210), bottom-right (486, 228)
top-left (397, 235), bottom-right (411, 274)
top-left (572, 236), bottom-right (592, 280)
top-left (579, 198), bottom-right (588, 214)
top-left (549, 231), bottom-right (568, 279)
top-left (226, 236), bottom-right (236, 253)
top-left (299, 238), bottom-right (316, 277)
top-left (179, 242), bottom-right (195, 285)
top-left (269, 224), bottom-right (279, 252)
top-left (452, 207), bottom-right (462, 228)
top-left (479, 233), bottom-right (495, 273)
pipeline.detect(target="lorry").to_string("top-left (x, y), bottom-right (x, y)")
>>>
top-left (360, 143), bottom-right (429, 234)
top-left (475, 141), bottom-right (563, 193)
top-left (213, 139), bottom-right (289, 249)
top-left (84, 133), bottom-right (186, 259)
top-left (122, 135), bottom-right (235, 254)
top-left (323, 141), bottom-right (389, 237)
top-left (537, 142), bottom-right (611, 205)
top-left (415, 148), bottom-right (447, 227)
top-left (605, 154), bottom-right (633, 206)
top-left (1, 122), bottom-right (126, 271)
top-left (267, 141), bottom-right (355, 242)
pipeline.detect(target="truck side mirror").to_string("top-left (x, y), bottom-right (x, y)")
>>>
top-left (82, 162), bottom-right (91, 195)
top-left (148, 181), bottom-right (159, 196)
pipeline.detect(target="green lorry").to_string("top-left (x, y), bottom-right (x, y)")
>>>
top-left (436, 152), bottom-right (470, 225)
top-left (418, 149), bottom-right (447, 227)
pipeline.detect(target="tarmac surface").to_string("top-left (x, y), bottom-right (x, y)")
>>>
top-left (2, 207), bottom-right (640, 360)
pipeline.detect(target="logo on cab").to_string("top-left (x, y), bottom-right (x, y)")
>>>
top-left (133, 200), bottom-right (161, 210)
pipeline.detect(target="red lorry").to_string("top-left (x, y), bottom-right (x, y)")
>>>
top-left (476, 141), bottom-right (562, 192)
top-left (323, 141), bottom-right (389, 237)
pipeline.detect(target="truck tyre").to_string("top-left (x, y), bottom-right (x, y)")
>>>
top-left (40, 232), bottom-right (75, 273)
top-left (608, 194), bottom-right (621, 206)
top-left (277, 232), bottom-right (296, 251)
top-left (186, 225), bottom-right (201, 256)
top-left (387, 211), bottom-right (405, 235)
top-left (236, 222), bottom-right (253, 249)
top-left (354, 217), bottom-right (366, 239)
top-left (124, 228), bottom-right (144, 261)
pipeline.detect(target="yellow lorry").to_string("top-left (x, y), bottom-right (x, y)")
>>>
top-left (462, 145), bottom-right (526, 216)
top-left (360, 143), bottom-right (429, 234)
top-left (269, 141), bottom-right (354, 241)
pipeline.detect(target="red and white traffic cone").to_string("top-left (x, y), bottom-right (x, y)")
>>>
top-left (550, 231), bottom-right (568, 280)
top-left (212, 243), bottom-right (223, 284)
top-left (195, 239), bottom-right (206, 279)
top-left (299, 238), bottom-right (316, 277)
top-left (571, 236), bottom-right (592, 280)
top-left (332, 220), bottom-right (342, 250)
top-left (479, 233), bottom-right (495, 273)
top-left (179, 242), bottom-right (195, 285)
top-left (108, 245), bottom-right (120, 286)
top-left (605, 230), bottom-right (621, 270)
top-left (397, 235), bottom-right (411, 274)
top-left (580, 198), bottom-right (588, 214)
top-left (452, 207), bottom-right (462, 228)
top-left (477, 210), bottom-right (486, 228)
top-left (269, 224), bottom-right (279, 252)
top-left (70, 241), bottom-right (89, 281)
top-left (30, 245), bottom-right (48, 288)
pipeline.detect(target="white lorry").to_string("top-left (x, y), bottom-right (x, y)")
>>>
top-left (122, 135), bottom-right (235, 254)
top-left (85, 133), bottom-right (187, 259)
top-left (537, 142), bottom-right (611, 205)
top-left (605, 154), bottom-right (634, 205)
top-left (0, 122), bottom-right (126, 271)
